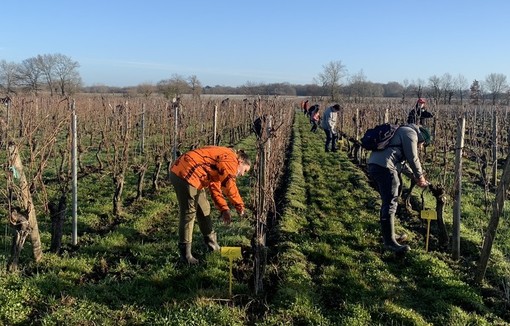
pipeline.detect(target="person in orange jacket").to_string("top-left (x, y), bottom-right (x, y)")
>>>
top-left (170, 146), bottom-right (251, 264)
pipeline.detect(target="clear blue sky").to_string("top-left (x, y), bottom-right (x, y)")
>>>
top-left (3, 0), bottom-right (509, 87)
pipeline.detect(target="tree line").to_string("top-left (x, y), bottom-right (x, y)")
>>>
top-left (1, 56), bottom-right (509, 105)
top-left (0, 53), bottom-right (81, 96)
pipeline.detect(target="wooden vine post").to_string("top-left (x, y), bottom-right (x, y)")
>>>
top-left (3, 99), bottom-right (9, 144)
top-left (213, 105), bottom-right (218, 145)
top-left (452, 116), bottom-right (465, 260)
top-left (7, 142), bottom-right (43, 271)
top-left (71, 100), bottom-right (78, 245)
top-left (172, 100), bottom-right (179, 161)
top-left (140, 103), bottom-right (146, 155)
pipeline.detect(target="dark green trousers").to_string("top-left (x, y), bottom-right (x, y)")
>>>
top-left (170, 172), bottom-right (213, 244)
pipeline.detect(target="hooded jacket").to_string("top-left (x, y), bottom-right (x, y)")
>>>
top-left (367, 124), bottom-right (425, 179)
top-left (170, 146), bottom-right (244, 213)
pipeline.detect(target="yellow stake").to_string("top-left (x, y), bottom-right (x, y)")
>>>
top-left (421, 209), bottom-right (437, 252)
top-left (220, 247), bottom-right (242, 298)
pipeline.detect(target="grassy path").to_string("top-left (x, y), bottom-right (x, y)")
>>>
top-left (260, 112), bottom-right (509, 325)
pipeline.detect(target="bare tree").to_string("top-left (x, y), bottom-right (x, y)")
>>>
top-left (348, 69), bottom-right (368, 103)
top-left (410, 78), bottom-right (425, 99)
top-left (401, 79), bottom-right (410, 102)
top-left (454, 74), bottom-right (468, 104)
top-left (16, 57), bottom-right (42, 94)
top-left (157, 74), bottom-right (190, 99)
top-left (485, 73), bottom-right (508, 105)
top-left (137, 83), bottom-right (155, 98)
top-left (36, 54), bottom-right (57, 95)
top-left (188, 75), bottom-right (202, 99)
top-left (0, 60), bottom-right (20, 94)
top-left (316, 60), bottom-right (347, 101)
top-left (53, 53), bottom-right (81, 96)
top-left (441, 73), bottom-right (454, 104)
top-left (428, 75), bottom-right (442, 105)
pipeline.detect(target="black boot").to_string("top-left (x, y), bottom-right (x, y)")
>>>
top-left (178, 243), bottom-right (199, 264)
top-left (203, 232), bottom-right (221, 252)
top-left (381, 216), bottom-right (410, 254)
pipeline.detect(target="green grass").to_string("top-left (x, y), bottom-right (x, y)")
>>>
top-left (0, 111), bottom-right (509, 325)
top-left (267, 113), bottom-right (510, 325)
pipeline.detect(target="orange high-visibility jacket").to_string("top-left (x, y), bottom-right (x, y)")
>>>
top-left (170, 146), bottom-right (244, 213)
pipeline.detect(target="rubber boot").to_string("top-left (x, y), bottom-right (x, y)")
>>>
top-left (203, 232), bottom-right (221, 252)
top-left (178, 243), bottom-right (199, 265)
top-left (381, 216), bottom-right (410, 254)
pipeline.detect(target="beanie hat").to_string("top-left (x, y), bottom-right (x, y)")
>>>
top-left (417, 98), bottom-right (426, 104)
top-left (418, 126), bottom-right (432, 146)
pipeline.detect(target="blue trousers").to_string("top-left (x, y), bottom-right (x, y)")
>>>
top-left (324, 129), bottom-right (338, 151)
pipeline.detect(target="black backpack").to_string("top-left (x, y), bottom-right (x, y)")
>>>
top-left (360, 123), bottom-right (399, 151)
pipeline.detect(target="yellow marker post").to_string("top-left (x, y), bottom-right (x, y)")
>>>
top-left (220, 247), bottom-right (242, 298)
top-left (421, 209), bottom-right (437, 252)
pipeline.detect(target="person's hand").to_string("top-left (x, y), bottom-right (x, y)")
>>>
top-left (416, 176), bottom-right (430, 188)
top-left (221, 210), bottom-right (232, 225)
